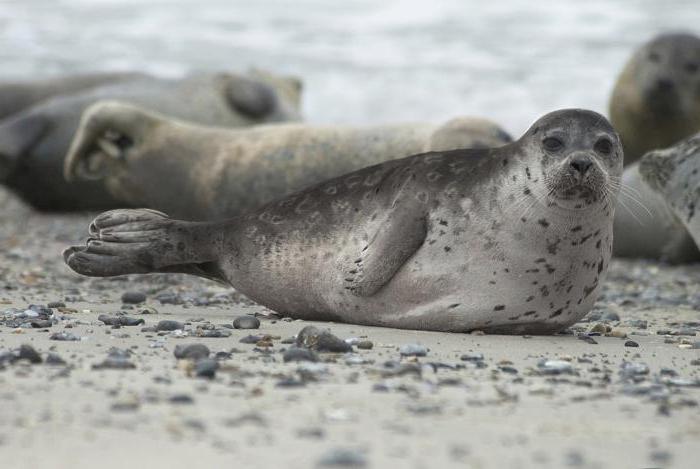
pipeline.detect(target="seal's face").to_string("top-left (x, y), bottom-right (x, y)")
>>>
top-left (635, 33), bottom-right (700, 116)
top-left (640, 134), bottom-right (700, 225)
top-left (525, 109), bottom-right (623, 210)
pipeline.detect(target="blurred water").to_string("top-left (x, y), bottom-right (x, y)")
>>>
top-left (0, 0), bottom-right (698, 135)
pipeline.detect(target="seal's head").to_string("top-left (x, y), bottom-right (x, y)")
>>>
top-left (522, 109), bottom-right (623, 210)
top-left (639, 134), bottom-right (700, 225)
top-left (632, 33), bottom-right (700, 116)
top-left (426, 117), bottom-right (512, 152)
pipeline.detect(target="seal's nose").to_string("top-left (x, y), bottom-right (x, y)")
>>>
top-left (570, 155), bottom-right (593, 176)
top-left (655, 78), bottom-right (675, 92)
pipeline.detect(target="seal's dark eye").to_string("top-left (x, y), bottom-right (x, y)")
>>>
top-left (648, 51), bottom-right (661, 62)
top-left (542, 137), bottom-right (563, 152)
top-left (594, 138), bottom-right (613, 155)
top-left (685, 62), bottom-right (698, 74)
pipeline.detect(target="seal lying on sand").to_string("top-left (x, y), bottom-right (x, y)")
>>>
top-left (64, 101), bottom-right (512, 220)
top-left (638, 133), bottom-right (700, 253)
top-left (0, 72), bottom-right (146, 119)
top-left (65, 109), bottom-right (621, 334)
top-left (0, 70), bottom-right (302, 211)
top-left (610, 32), bottom-right (700, 166)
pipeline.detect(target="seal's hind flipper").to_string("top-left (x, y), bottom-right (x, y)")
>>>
top-left (0, 112), bottom-right (49, 179)
top-left (64, 208), bottom-right (224, 281)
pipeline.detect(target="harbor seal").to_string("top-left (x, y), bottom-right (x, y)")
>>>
top-left (63, 101), bottom-right (512, 220)
top-left (0, 71), bottom-right (146, 119)
top-left (64, 109), bottom-right (621, 334)
top-left (638, 133), bottom-right (700, 252)
top-left (610, 32), bottom-right (700, 165)
top-left (612, 161), bottom-right (700, 263)
top-left (0, 70), bottom-right (302, 211)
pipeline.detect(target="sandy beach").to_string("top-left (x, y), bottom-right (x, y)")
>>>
top-left (1, 188), bottom-right (698, 469)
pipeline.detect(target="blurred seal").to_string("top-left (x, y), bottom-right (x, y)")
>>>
top-left (0, 69), bottom-right (302, 211)
top-left (64, 101), bottom-right (511, 220)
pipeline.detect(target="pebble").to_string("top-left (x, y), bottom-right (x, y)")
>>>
top-left (537, 359), bottom-right (574, 375)
top-left (240, 334), bottom-right (264, 344)
top-left (624, 340), bottom-right (639, 347)
top-left (233, 315), bottom-right (260, 329)
top-left (194, 358), bottom-right (219, 379)
top-left (98, 314), bottom-right (145, 326)
top-left (121, 292), bottom-right (147, 304)
top-left (30, 320), bottom-right (53, 329)
top-left (316, 448), bottom-right (367, 468)
top-left (356, 340), bottom-right (373, 350)
top-left (399, 344), bottom-right (427, 357)
top-left (45, 352), bottom-right (66, 366)
top-left (169, 394), bottom-right (194, 404)
top-left (283, 347), bottom-right (319, 363)
top-left (155, 320), bottom-right (185, 331)
top-left (620, 361), bottom-right (650, 379)
top-left (93, 348), bottom-right (136, 370)
top-left (49, 332), bottom-right (81, 341)
top-left (460, 352), bottom-right (484, 362)
top-left (296, 326), bottom-right (352, 353)
top-left (174, 344), bottom-right (210, 360)
top-left (195, 329), bottom-right (231, 338)
top-left (47, 301), bottom-right (65, 309)
top-left (16, 344), bottom-right (42, 364)
top-left (577, 335), bottom-right (598, 345)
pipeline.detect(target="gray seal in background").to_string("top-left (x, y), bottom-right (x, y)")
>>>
top-left (64, 109), bottom-right (621, 335)
top-left (64, 101), bottom-right (512, 220)
top-left (0, 69), bottom-right (303, 211)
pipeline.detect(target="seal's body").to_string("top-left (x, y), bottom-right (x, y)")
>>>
top-left (610, 32), bottom-right (700, 165)
top-left (0, 70), bottom-right (302, 211)
top-left (65, 110), bottom-right (621, 334)
top-left (612, 162), bottom-right (700, 263)
top-left (639, 134), bottom-right (700, 252)
top-left (0, 72), bottom-right (146, 119)
top-left (64, 102), bottom-right (511, 220)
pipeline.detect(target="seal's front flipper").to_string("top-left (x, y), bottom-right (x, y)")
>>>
top-left (345, 209), bottom-right (427, 297)
top-left (0, 112), bottom-right (49, 180)
top-left (64, 208), bottom-right (225, 281)
top-left (64, 101), bottom-right (159, 182)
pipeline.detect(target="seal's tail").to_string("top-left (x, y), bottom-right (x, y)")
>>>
top-left (64, 208), bottom-right (225, 282)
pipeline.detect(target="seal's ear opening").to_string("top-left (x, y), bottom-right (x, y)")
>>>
top-left (0, 113), bottom-right (49, 181)
top-left (225, 77), bottom-right (277, 119)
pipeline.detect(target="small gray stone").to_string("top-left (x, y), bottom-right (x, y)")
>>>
top-left (283, 347), bottom-right (319, 363)
top-left (460, 352), bottom-right (484, 362)
top-left (17, 344), bottom-right (42, 364)
top-left (296, 326), bottom-right (352, 353)
top-left (98, 314), bottom-right (145, 326)
top-left (45, 352), bottom-right (66, 366)
top-left (624, 340), bottom-right (639, 347)
top-left (121, 292), bottom-right (146, 304)
top-left (49, 332), bottom-right (80, 341)
top-left (316, 448), bottom-right (367, 468)
top-left (233, 315), bottom-right (261, 330)
top-left (399, 344), bottom-right (427, 357)
top-left (155, 320), bottom-right (184, 331)
top-left (174, 344), bottom-right (210, 360)
top-left (538, 359), bottom-right (574, 375)
top-left (195, 358), bottom-right (219, 379)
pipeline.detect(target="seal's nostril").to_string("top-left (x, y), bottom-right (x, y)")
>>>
top-left (570, 157), bottom-right (593, 175)
top-left (655, 78), bottom-right (675, 92)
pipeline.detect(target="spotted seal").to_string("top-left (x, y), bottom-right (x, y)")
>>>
top-left (610, 32), bottom-right (700, 165)
top-left (64, 109), bottom-right (621, 334)
top-left (0, 69), bottom-right (302, 211)
top-left (63, 101), bottom-right (511, 220)
top-left (637, 133), bottom-right (700, 253)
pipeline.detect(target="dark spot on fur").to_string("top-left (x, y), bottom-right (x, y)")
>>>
top-left (449, 303), bottom-right (460, 309)
top-left (493, 305), bottom-right (505, 311)
top-left (444, 246), bottom-right (451, 252)
top-left (571, 226), bottom-right (582, 232)
top-left (525, 295), bottom-right (535, 302)
top-left (549, 308), bottom-right (563, 318)
top-left (523, 188), bottom-right (531, 195)
top-left (524, 310), bottom-right (536, 316)
top-left (538, 219), bottom-right (549, 228)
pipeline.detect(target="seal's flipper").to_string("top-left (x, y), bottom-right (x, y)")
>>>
top-left (345, 209), bottom-right (427, 297)
top-left (0, 112), bottom-right (49, 179)
top-left (64, 101), bottom-right (158, 182)
top-left (64, 209), bottom-right (225, 281)
top-left (225, 77), bottom-right (277, 119)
